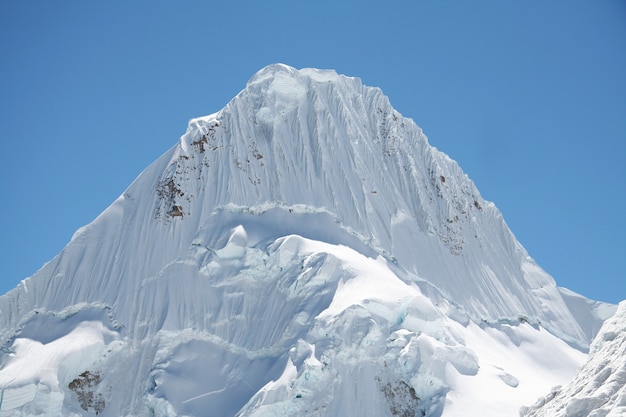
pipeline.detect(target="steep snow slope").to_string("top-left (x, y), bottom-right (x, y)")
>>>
top-left (0, 64), bottom-right (604, 346)
top-left (523, 301), bottom-right (626, 417)
top-left (0, 231), bottom-right (589, 417)
top-left (0, 64), bottom-right (613, 416)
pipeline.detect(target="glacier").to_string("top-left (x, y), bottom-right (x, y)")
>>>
top-left (0, 64), bottom-right (616, 416)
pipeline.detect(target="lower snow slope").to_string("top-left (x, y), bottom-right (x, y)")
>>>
top-left (523, 301), bottom-right (626, 417)
top-left (0, 216), bottom-right (589, 416)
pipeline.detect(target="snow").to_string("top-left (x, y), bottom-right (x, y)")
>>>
top-left (0, 321), bottom-right (113, 388)
top-left (445, 320), bottom-right (586, 417)
top-left (0, 305), bottom-right (123, 416)
top-left (522, 301), bottom-right (626, 417)
top-left (0, 64), bottom-right (616, 416)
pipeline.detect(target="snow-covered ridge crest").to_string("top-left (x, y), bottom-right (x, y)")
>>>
top-left (0, 64), bottom-right (615, 416)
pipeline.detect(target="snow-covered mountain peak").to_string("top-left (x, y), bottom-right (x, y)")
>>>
top-left (160, 65), bottom-right (607, 349)
top-left (0, 65), bottom-right (616, 417)
top-left (175, 64), bottom-right (462, 252)
top-left (248, 63), bottom-right (341, 84)
top-left (245, 64), bottom-right (347, 98)
top-left (246, 63), bottom-right (303, 84)
top-left (246, 63), bottom-right (317, 97)
top-left (5, 65), bottom-right (607, 348)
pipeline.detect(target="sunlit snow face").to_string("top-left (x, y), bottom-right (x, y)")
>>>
top-left (254, 70), bottom-right (308, 125)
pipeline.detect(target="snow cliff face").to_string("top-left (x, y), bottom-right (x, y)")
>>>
top-left (0, 64), bottom-right (614, 416)
top-left (523, 301), bottom-right (626, 417)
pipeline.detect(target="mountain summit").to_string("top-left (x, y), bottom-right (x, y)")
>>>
top-left (0, 65), bottom-right (614, 416)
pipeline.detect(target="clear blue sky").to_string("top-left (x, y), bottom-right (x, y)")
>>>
top-left (1, 1), bottom-right (625, 304)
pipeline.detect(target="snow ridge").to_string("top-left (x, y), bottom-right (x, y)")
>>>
top-left (0, 64), bottom-right (614, 417)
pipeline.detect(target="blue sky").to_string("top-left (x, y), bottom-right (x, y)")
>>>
top-left (1, 1), bottom-right (625, 303)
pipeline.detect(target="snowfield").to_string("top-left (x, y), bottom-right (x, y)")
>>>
top-left (523, 301), bottom-right (626, 417)
top-left (0, 64), bottom-right (617, 416)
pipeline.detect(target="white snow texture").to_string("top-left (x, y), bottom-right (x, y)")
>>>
top-left (523, 301), bottom-right (626, 417)
top-left (0, 64), bottom-right (617, 417)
